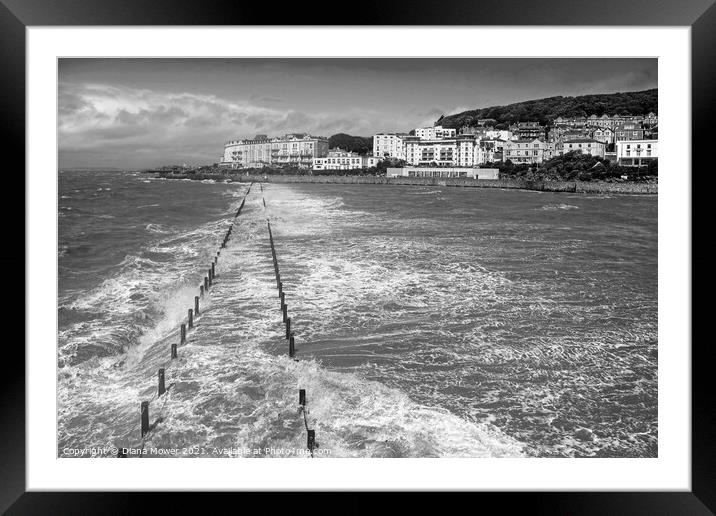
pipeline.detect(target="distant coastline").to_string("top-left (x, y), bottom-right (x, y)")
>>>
top-left (154, 171), bottom-right (657, 195)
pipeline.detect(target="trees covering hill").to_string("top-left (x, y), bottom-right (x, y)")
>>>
top-left (437, 89), bottom-right (657, 129)
top-left (328, 133), bottom-right (373, 154)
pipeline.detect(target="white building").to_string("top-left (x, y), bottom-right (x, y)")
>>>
top-left (373, 133), bottom-right (406, 159)
top-left (221, 133), bottom-right (329, 168)
top-left (560, 139), bottom-right (606, 159)
top-left (312, 149), bottom-right (383, 171)
top-left (485, 129), bottom-right (511, 141)
top-left (386, 167), bottom-right (499, 179)
top-left (616, 139), bottom-right (658, 166)
top-left (414, 125), bottom-right (457, 140)
top-left (403, 134), bottom-right (503, 167)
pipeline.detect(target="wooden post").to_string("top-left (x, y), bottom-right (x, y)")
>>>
top-left (141, 401), bottom-right (149, 438)
top-left (208, 269), bottom-right (212, 286)
top-left (171, 343), bottom-right (177, 359)
top-left (188, 309), bottom-right (193, 329)
top-left (289, 335), bottom-right (295, 358)
top-left (307, 429), bottom-right (315, 452)
top-left (195, 296), bottom-right (200, 316)
top-left (204, 276), bottom-right (209, 291)
top-left (181, 324), bottom-right (186, 344)
top-left (211, 263), bottom-right (215, 280)
top-left (299, 389), bottom-right (306, 406)
top-left (285, 317), bottom-right (291, 339)
top-left (158, 368), bottom-right (166, 396)
top-left (279, 282), bottom-right (283, 297)
top-left (200, 285), bottom-right (204, 297)
top-left (282, 303), bottom-right (287, 323)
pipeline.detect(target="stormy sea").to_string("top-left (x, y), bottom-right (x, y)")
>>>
top-left (58, 170), bottom-right (657, 458)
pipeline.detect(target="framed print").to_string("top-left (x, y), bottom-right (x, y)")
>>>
top-left (4, 0), bottom-right (711, 512)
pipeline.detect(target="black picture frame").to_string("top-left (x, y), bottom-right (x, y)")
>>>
top-left (3, 0), bottom-right (710, 513)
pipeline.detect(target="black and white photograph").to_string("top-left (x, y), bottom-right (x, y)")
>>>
top-left (57, 57), bottom-right (659, 460)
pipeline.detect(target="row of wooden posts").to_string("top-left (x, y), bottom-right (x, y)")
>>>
top-left (264, 195), bottom-right (317, 457)
top-left (125, 184), bottom-right (252, 456)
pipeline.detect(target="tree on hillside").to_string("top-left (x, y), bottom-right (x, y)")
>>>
top-left (439, 89), bottom-right (657, 128)
top-left (328, 133), bottom-right (373, 155)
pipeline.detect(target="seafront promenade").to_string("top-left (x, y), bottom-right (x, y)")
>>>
top-left (155, 172), bottom-right (658, 195)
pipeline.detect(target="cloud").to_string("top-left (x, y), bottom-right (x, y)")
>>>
top-left (58, 82), bottom-right (418, 168)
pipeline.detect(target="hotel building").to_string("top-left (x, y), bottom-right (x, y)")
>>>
top-left (221, 133), bottom-right (329, 168)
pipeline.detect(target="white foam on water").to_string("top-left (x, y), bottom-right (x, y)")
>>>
top-left (540, 203), bottom-right (579, 211)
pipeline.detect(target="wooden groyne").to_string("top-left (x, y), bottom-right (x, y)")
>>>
top-left (157, 172), bottom-right (658, 195)
top-left (119, 181), bottom-right (321, 458)
top-left (262, 185), bottom-right (319, 457)
top-left (120, 183), bottom-right (255, 457)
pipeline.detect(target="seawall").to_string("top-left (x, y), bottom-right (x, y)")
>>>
top-left (156, 172), bottom-right (658, 195)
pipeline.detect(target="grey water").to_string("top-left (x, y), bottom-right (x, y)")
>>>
top-left (58, 170), bottom-right (657, 457)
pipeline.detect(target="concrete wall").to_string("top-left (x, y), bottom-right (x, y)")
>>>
top-left (156, 172), bottom-right (657, 194)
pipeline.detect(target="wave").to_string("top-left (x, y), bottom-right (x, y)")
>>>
top-left (145, 223), bottom-right (170, 234)
top-left (540, 203), bottom-right (579, 211)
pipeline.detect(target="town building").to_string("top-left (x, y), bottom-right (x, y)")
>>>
top-left (503, 138), bottom-right (553, 164)
top-left (373, 133), bottom-right (406, 160)
top-left (509, 122), bottom-right (547, 141)
top-left (386, 167), bottom-right (499, 179)
top-left (560, 139), bottom-right (606, 159)
top-left (461, 126), bottom-right (512, 141)
top-left (643, 112), bottom-right (658, 126)
top-left (312, 149), bottom-right (383, 171)
top-left (614, 122), bottom-right (645, 142)
top-left (553, 127), bottom-right (593, 143)
top-left (221, 133), bottom-right (329, 168)
top-left (591, 127), bottom-right (615, 145)
top-left (554, 113), bottom-right (657, 130)
top-left (415, 125), bottom-right (457, 140)
top-left (403, 135), bottom-right (458, 166)
top-left (615, 140), bottom-right (658, 166)
top-left (402, 134), bottom-right (497, 167)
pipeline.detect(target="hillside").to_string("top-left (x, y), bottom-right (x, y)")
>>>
top-left (437, 89), bottom-right (658, 129)
top-left (328, 133), bottom-right (373, 154)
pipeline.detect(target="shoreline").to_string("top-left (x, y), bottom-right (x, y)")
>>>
top-left (155, 172), bottom-right (658, 195)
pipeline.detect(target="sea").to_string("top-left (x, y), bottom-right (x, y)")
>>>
top-left (58, 170), bottom-right (658, 458)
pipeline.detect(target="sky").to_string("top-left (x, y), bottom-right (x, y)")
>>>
top-left (58, 58), bottom-right (657, 169)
